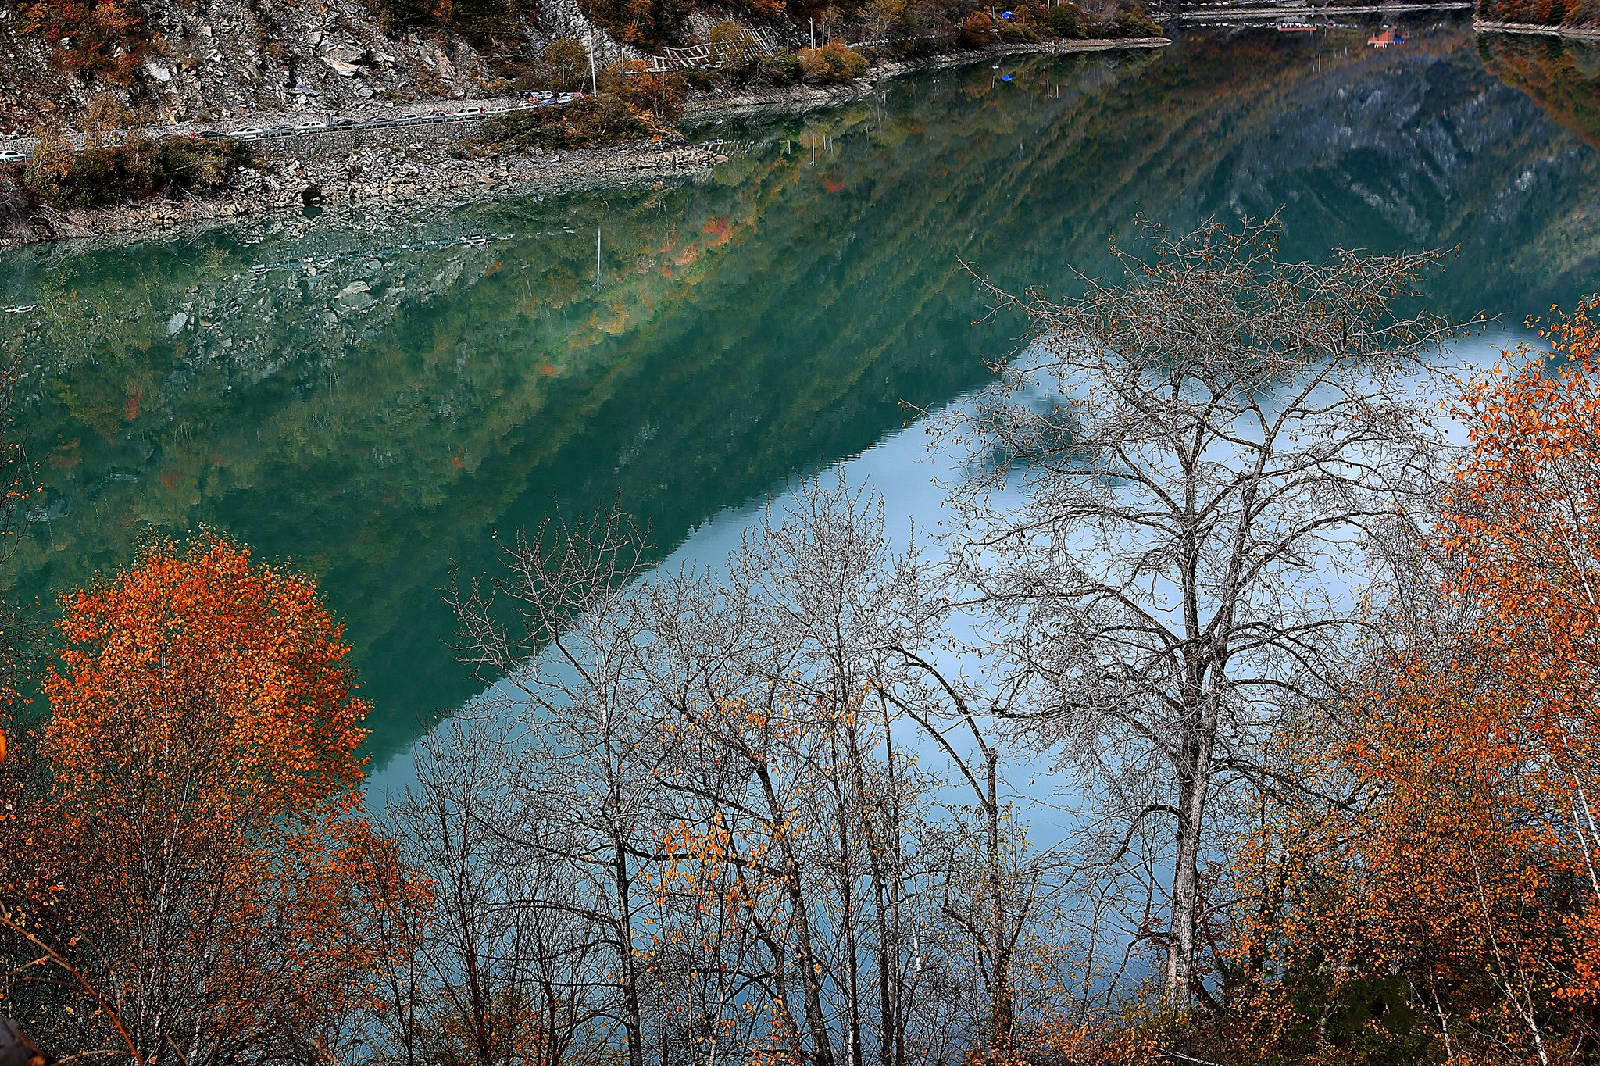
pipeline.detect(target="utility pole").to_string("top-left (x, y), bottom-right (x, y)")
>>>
top-left (587, 30), bottom-right (599, 94)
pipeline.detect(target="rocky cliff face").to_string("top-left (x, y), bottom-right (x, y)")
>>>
top-left (0, 0), bottom-right (627, 132)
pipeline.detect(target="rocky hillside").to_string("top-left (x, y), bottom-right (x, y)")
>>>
top-left (0, 0), bottom-right (630, 132)
top-left (0, 0), bottom-right (1165, 133)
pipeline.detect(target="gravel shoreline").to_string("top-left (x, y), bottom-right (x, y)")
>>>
top-left (0, 37), bottom-right (1170, 251)
top-left (2, 138), bottom-right (725, 249)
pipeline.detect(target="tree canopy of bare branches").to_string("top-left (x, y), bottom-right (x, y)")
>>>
top-left (946, 216), bottom-right (1469, 1007)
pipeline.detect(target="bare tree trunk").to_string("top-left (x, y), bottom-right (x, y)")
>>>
top-left (986, 756), bottom-right (1013, 1052)
top-left (1165, 671), bottom-right (1221, 1010)
top-left (610, 823), bottom-right (645, 1066)
top-left (839, 811), bottom-right (864, 1066)
top-left (951, 218), bottom-right (1464, 1022)
top-left (858, 703), bottom-right (904, 1066)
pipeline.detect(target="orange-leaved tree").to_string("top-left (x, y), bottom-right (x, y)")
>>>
top-left (1439, 295), bottom-right (1600, 1025)
top-left (1200, 299), bottom-right (1600, 1065)
top-left (1204, 645), bottom-right (1588, 1065)
top-left (0, 536), bottom-right (429, 1066)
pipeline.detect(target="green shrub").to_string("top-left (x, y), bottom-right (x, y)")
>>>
top-left (686, 46), bottom-right (802, 91)
top-left (682, 67), bottom-right (719, 90)
top-left (760, 52), bottom-right (804, 84)
top-left (1044, 0), bottom-right (1086, 37)
top-left (474, 93), bottom-right (653, 150)
top-left (1115, 3), bottom-right (1163, 36)
top-left (17, 135), bottom-right (252, 210)
top-left (797, 41), bottom-right (869, 83)
top-left (996, 10), bottom-right (1042, 41)
top-left (534, 38), bottom-right (591, 91)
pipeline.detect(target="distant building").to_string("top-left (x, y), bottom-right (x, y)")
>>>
top-left (1368, 27), bottom-right (1405, 47)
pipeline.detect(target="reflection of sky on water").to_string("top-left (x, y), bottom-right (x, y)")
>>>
top-left (368, 326), bottom-right (1537, 839)
top-left (7, 18), bottom-right (1597, 810)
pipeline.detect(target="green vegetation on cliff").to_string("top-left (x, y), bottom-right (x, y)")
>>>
top-left (7, 135), bottom-right (252, 211)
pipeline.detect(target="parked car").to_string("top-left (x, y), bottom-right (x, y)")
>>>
top-left (197, 129), bottom-right (225, 140)
top-left (0, 151), bottom-right (27, 164)
top-left (233, 126), bottom-right (266, 138)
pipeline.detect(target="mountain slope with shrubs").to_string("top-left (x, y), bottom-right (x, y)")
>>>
top-left (0, 0), bottom-right (1161, 131)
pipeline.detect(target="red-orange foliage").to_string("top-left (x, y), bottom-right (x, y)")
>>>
top-left (1442, 298), bottom-right (1600, 1016)
top-left (1340, 656), bottom-right (1583, 1060)
top-left (1207, 302), bottom-right (1600, 1065)
top-left (45, 534), bottom-right (369, 813)
top-left (0, 537), bottom-right (429, 1065)
top-left (19, 0), bottom-right (149, 83)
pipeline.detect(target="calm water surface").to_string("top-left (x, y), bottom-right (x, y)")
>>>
top-left (4, 18), bottom-right (1599, 774)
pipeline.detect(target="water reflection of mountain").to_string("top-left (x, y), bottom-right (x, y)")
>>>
top-left (3, 20), bottom-right (1598, 764)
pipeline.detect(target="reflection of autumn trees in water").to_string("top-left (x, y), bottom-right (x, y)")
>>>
top-left (1480, 0), bottom-right (1600, 31)
top-left (1482, 34), bottom-right (1600, 150)
top-left (2, 20), bottom-right (1600, 758)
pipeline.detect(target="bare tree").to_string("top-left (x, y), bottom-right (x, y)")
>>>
top-left (436, 484), bottom-right (1095, 1066)
top-left (947, 216), bottom-right (1467, 1008)
top-left (448, 506), bottom-right (661, 1066)
top-left (391, 716), bottom-right (601, 1066)
top-left (636, 487), bottom-right (911, 1066)
top-left (638, 482), bottom-right (1054, 1066)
